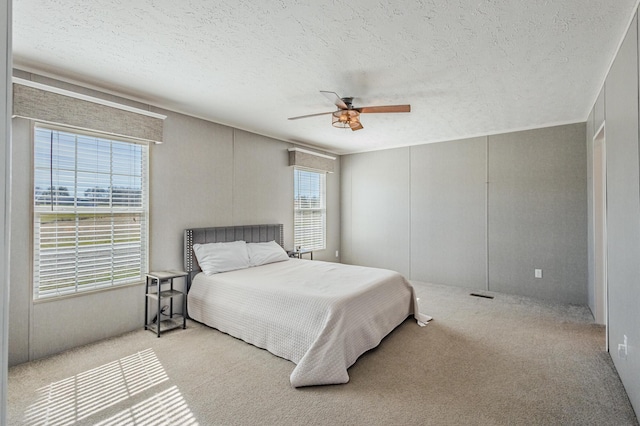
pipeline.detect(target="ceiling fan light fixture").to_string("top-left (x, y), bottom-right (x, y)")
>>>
top-left (288, 91), bottom-right (408, 132)
top-left (332, 110), bottom-right (360, 129)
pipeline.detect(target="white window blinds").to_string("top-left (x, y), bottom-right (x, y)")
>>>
top-left (33, 126), bottom-right (148, 299)
top-left (294, 169), bottom-right (326, 251)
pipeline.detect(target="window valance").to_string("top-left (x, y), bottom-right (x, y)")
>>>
top-left (13, 78), bottom-right (165, 143)
top-left (288, 147), bottom-right (336, 173)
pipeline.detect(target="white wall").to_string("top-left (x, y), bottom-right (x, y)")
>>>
top-left (588, 11), bottom-right (640, 415)
top-left (586, 87), bottom-right (605, 319)
top-left (342, 123), bottom-right (588, 305)
top-left (0, 0), bottom-right (10, 421)
top-left (8, 71), bottom-right (341, 366)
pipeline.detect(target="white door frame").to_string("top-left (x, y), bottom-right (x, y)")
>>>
top-left (0, 0), bottom-right (11, 422)
top-left (592, 122), bottom-right (608, 348)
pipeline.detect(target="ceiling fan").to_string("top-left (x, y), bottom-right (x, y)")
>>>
top-left (288, 91), bottom-right (411, 131)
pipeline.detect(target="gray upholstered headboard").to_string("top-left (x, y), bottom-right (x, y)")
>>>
top-left (184, 224), bottom-right (284, 276)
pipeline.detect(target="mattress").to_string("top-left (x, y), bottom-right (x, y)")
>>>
top-left (187, 258), bottom-right (430, 387)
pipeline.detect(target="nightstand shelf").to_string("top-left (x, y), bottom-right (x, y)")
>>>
top-left (288, 249), bottom-right (313, 260)
top-left (147, 289), bottom-right (184, 300)
top-left (145, 270), bottom-right (188, 337)
top-left (146, 316), bottom-right (186, 335)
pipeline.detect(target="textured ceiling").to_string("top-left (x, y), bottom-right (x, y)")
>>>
top-left (12, 0), bottom-right (638, 154)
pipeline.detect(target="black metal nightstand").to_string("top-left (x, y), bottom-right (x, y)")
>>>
top-left (145, 270), bottom-right (188, 337)
top-left (288, 249), bottom-right (313, 260)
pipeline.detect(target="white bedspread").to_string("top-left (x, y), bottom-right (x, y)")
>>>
top-left (187, 259), bottom-right (431, 387)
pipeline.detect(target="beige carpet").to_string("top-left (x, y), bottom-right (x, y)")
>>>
top-left (7, 282), bottom-right (639, 426)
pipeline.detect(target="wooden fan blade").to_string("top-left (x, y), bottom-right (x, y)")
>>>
top-left (349, 121), bottom-right (364, 131)
top-left (320, 91), bottom-right (348, 110)
top-left (357, 105), bottom-right (411, 113)
top-left (288, 111), bottom-right (335, 120)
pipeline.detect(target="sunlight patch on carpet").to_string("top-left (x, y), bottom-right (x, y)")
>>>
top-left (94, 385), bottom-right (198, 426)
top-left (23, 348), bottom-right (169, 425)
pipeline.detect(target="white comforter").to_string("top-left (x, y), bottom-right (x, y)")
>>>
top-left (187, 259), bottom-right (430, 387)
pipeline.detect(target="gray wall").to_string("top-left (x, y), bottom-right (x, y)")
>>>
top-left (8, 72), bottom-right (340, 366)
top-left (341, 148), bottom-right (410, 275)
top-left (588, 11), bottom-right (640, 415)
top-left (410, 138), bottom-right (487, 289)
top-left (488, 126), bottom-right (587, 302)
top-left (342, 123), bottom-right (587, 305)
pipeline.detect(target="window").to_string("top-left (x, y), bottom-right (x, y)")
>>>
top-left (33, 126), bottom-right (148, 299)
top-left (294, 168), bottom-right (326, 251)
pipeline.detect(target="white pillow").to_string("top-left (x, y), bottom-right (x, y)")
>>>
top-left (246, 241), bottom-right (290, 267)
top-left (193, 241), bottom-right (250, 275)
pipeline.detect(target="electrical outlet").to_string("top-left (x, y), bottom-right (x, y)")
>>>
top-left (335, 250), bottom-right (339, 258)
top-left (534, 269), bottom-right (543, 278)
top-left (618, 335), bottom-right (628, 359)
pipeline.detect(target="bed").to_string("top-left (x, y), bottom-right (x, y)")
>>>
top-left (184, 224), bottom-right (431, 387)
